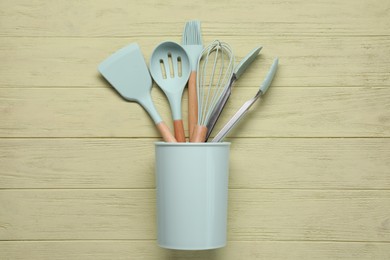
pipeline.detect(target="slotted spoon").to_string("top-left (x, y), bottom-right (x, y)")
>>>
top-left (150, 41), bottom-right (191, 142)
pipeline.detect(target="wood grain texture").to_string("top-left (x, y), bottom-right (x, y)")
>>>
top-left (1, 0), bottom-right (390, 258)
top-left (173, 119), bottom-right (186, 142)
top-left (0, 87), bottom-right (389, 138)
top-left (1, 241), bottom-right (390, 260)
top-left (1, 189), bottom-right (390, 241)
top-left (2, 138), bottom-right (389, 189)
top-left (0, 0), bottom-right (389, 37)
top-left (0, 37), bottom-right (389, 88)
top-left (188, 71), bottom-right (198, 140)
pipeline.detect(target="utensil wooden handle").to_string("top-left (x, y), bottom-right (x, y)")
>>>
top-left (188, 72), bottom-right (198, 140)
top-left (173, 119), bottom-right (186, 142)
top-left (191, 124), bottom-right (207, 143)
top-left (156, 122), bottom-right (177, 142)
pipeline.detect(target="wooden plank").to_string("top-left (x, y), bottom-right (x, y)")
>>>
top-left (1, 240), bottom-right (390, 260)
top-left (0, 1), bottom-right (389, 258)
top-left (0, 138), bottom-right (389, 189)
top-left (0, 87), bottom-right (389, 138)
top-left (0, 189), bottom-right (389, 241)
top-left (0, 37), bottom-right (389, 88)
top-left (0, 0), bottom-right (389, 37)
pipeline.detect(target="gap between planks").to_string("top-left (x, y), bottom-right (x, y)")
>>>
top-left (1, 188), bottom-right (390, 191)
top-left (0, 239), bottom-right (390, 243)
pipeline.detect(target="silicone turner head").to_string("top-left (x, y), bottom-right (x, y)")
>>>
top-left (98, 43), bottom-right (152, 103)
top-left (98, 43), bottom-right (161, 124)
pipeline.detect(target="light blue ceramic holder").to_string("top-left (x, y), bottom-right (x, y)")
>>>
top-left (155, 142), bottom-right (230, 250)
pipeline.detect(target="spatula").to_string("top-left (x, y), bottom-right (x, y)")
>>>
top-left (98, 43), bottom-right (177, 142)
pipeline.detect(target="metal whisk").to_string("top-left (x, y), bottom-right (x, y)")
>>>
top-left (191, 40), bottom-right (235, 142)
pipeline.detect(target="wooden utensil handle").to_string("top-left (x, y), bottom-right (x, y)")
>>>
top-left (156, 122), bottom-right (177, 142)
top-left (191, 124), bottom-right (207, 143)
top-left (188, 72), bottom-right (198, 140)
top-left (174, 119), bottom-right (186, 142)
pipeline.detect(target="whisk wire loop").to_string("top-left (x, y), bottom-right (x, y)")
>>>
top-left (196, 40), bottom-right (234, 127)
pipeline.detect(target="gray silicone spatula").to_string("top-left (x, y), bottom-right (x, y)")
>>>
top-left (98, 43), bottom-right (177, 142)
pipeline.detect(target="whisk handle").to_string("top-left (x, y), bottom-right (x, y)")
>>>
top-left (188, 72), bottom-right (198, 140)
top-left (205, 77), bottom-right (234, 141)
top-left (191, 124), bottom-right (208, 143)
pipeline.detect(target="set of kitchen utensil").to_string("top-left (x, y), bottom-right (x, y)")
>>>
top-left (98, 20), bottom-right (278, 143)
top-left (98, 20), bottom-right (279, 250)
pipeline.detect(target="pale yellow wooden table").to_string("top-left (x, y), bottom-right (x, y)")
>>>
top-left (1, 0), bottom-right (390, 259)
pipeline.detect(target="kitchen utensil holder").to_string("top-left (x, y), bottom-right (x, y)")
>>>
top-left (155, 142), bottom-right (230, 250)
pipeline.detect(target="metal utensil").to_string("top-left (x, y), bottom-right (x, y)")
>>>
top-left (191, 40), bottom-right (235, 142)
top-left (98, 43), bottom-right (177, 142)
top-left (149, 41), bottom-right (191, 142)
top-left (211, 58), bottom-right (279, 142)
top-left (205, 46), bottom-right (262, 141)
top-left (182, 20), bottom-right (203, 140)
